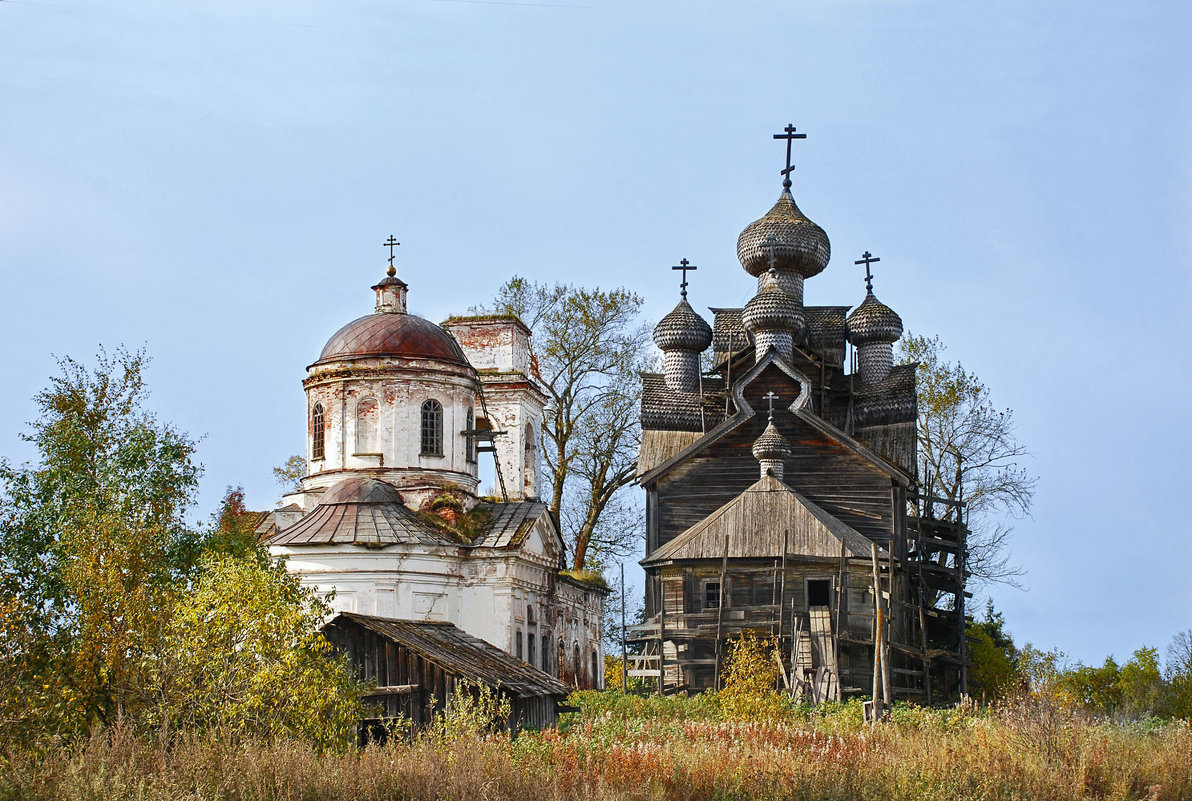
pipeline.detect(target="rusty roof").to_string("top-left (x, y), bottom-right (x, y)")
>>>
top-left (315, 313), bottom-right (469, 366)
top-left (327, 612), bottom-right (570, 698)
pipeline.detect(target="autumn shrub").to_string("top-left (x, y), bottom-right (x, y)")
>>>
top-left (428, 680), bottom-right (514, 741)
top-left (718, 631), bottom-right (790, 719)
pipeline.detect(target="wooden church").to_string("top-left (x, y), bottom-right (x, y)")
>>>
top-left (630, 127), bottom-right (969, 706)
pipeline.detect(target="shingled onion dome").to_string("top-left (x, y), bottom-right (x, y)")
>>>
top-left (742, 268), bottom-right (805, 363)
top-left (751, 416), bottom-right (791, 481)
top-left (653, 298), bottom-right (713, 393)
top-left (846, 290), bottom-right (904, 384)
top-left (736, 189), bottom-right (830, 303)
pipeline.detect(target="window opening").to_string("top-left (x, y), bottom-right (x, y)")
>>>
top-left (465, 407), bottom-right (476, 462)
top-left (311, 403), bottom-right (325, 461)
top-left (807, 578), bottom-right (832, 607)
top-left (420, 399), bottom-right (443, 456)
top-left (703, 580), bottom-right (721, 610)
top-left (515, 629), bottom-right (523, 660)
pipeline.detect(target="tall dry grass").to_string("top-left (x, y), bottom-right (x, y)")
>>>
top-left (1, 694), bottom-right (1188, 801)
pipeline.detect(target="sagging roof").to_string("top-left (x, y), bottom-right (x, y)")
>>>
top-left (472, 501), bottom-right (550, 549)
top-left (642, 474), bottom-right (880, 566)
top-left (329, 612), bottom-right (569, 698)
top-left (638, 429), bottom-right (703, 476)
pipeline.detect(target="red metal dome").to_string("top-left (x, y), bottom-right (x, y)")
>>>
top-left (315, 313), bottom-right (469, 366)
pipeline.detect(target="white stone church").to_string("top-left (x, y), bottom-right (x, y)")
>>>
top-left (258, 261), bottom-right (605, 689)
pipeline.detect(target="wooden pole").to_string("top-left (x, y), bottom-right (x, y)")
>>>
top-left (881, 548), bottom-right (893, 708)
top-left (713, 535), bottom-right (729, 691)
top-left (620, 562), bottom-right (627, 694)
top-left (658, 577), bottom-right (666, 696)
top-left (871, 542), bottom-right (883, 720)
top-left (776, 529), bottom-right (789, 691)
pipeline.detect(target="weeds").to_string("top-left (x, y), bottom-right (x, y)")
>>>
top-left (1, 693), bottom-right (1188, 801)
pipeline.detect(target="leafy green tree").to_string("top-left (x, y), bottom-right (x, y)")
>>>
top-left (204, 485), bottom-right (265, 560)
top-left (273, 453), bottom-right (307, 494)
top-left (898, 334), bottom-right (1035, 585)
top-left (967, 600), bottom-right (1019, 701)
top-left (145, 553), bottom-right (367, 749)
top-left (480, 278), bottom-right (649, 570)
top-left (1162, 629), bottom-right (1192, 719)
top-left (0, 347), bottom-right (200, 736)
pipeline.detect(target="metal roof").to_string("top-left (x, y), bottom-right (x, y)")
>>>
top-left (472, 501), bottom-right (550, 549)
top-left (315, 313), bottom-right (469, 366)
top-left (329, 612), bottom-right (570, 698)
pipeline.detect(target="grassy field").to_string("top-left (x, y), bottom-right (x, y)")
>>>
top-left (2, 692), bottom-right (1188, 801)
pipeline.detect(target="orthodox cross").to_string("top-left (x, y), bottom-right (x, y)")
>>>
top-left (762, 391), bottom-right (779, 420)
top-left (672, 258), bottom-right (696, 299)
top-left (854, 250), bottom-right (880, 292)
top-left (383, 235), bottom-right (400, 275)
top-left (764, 234), bottom-right (780, 270)
top-left (773, 123), bottom-right (807, 188)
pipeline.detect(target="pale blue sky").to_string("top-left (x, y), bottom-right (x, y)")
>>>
top-left (1, 0), bottom-right (1189, 666)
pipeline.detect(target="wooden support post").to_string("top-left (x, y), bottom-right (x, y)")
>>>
top-left (713, 535), bottom-right (728, 692)
top-left (871, 543), bottom-right (883, 720)
top-left (657, 579), bottom-right (665, 696)
top-left (620, 562), bottom-right (627, 694)
top-left (882, 548), bottom-right (893, 709)
top-left (777, 530), bottom-right (788, 654)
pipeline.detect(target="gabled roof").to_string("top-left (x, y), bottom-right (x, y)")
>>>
top-left (327, 612), bottom-right (569, 698)
top-left (636, 350), bottom-right (913, 488)
top-left (642, 474), bottom-right (881, 566)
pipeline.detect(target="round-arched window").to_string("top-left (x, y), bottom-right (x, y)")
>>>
top-left (421, 399), bottom-right (443, 456)
top-left (311, 402), bottom-right (325, 461)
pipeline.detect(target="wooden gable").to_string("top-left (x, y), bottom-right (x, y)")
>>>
top-left (643, 474), bottom-right (876, 565)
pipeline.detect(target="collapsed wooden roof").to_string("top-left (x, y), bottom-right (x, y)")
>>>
top-left (327, 612), bottom-right (570, 699)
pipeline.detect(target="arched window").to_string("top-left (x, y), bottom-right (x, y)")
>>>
top-left (541, 633), bottom-right (550, 672)
top-left (355, 397), bottom-right (378, 454)
top-left (311, 402), bottom-right (325, 461)
top-left (420, 399), bottom-right (443, 456)
top-left (573, 643), bottom-right (581, 682)
top-left (557, 638), bottom-right (566, 679)
top-left (524, 422), bottom-right (536, 458)
top-left (465, 407), bottom-right (476, 463)
top-left (591, 650), bottom-right (599, 689)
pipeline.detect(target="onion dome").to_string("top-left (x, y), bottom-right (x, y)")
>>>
top-left (742, 269), bottom-right (805, 333)
top-left (653, 298), bottom-right (713, 352)
top-left (316, 313), bottom-right (469, 366)
top-left (736, 190), bottom-right (831, 279)
top-left (846, 291), bottom-right (904, 345)
top-left (751, 419), bottom-right (791, 462)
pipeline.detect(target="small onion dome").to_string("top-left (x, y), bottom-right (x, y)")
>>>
top-left (752, 419), bottom-right (791, 462)
top-left (742, 269), bottom-right (804, 333)
top-left (653, 298), bottom-right (713, 352)
top-left (736, 189), bottom-right (831, 279)
top-left (846, 291), bottom-right (904, 345)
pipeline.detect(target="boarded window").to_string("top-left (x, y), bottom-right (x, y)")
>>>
top-left (421, 399), bottom-right (443, 456)
top-left (311, 403), bottom-right (325, 461)
top-left (356, 397), bottom-right (379, 454)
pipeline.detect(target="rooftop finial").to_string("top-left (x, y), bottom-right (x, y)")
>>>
top-left (854, 250), bottom-right (880, 293)
top-left (672, 258), bottom-right (696, 299)
top-left (773, 123), bottom-right (807, 190)
top-left (762, 390), bottom-right (779, 421)
top-left (384, 235), bottom-right (400, 277)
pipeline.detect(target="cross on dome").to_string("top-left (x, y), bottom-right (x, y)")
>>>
top-left (672, 258), bottom-right (696, 299)
top-left (762, 391), bottom-right (779, 420)
top-left (383, 235), bottom-right (400, 277)
top-left (854, 250), bottom-right (880, 292)
top-left (772, 123), bottom-right (807, 189)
